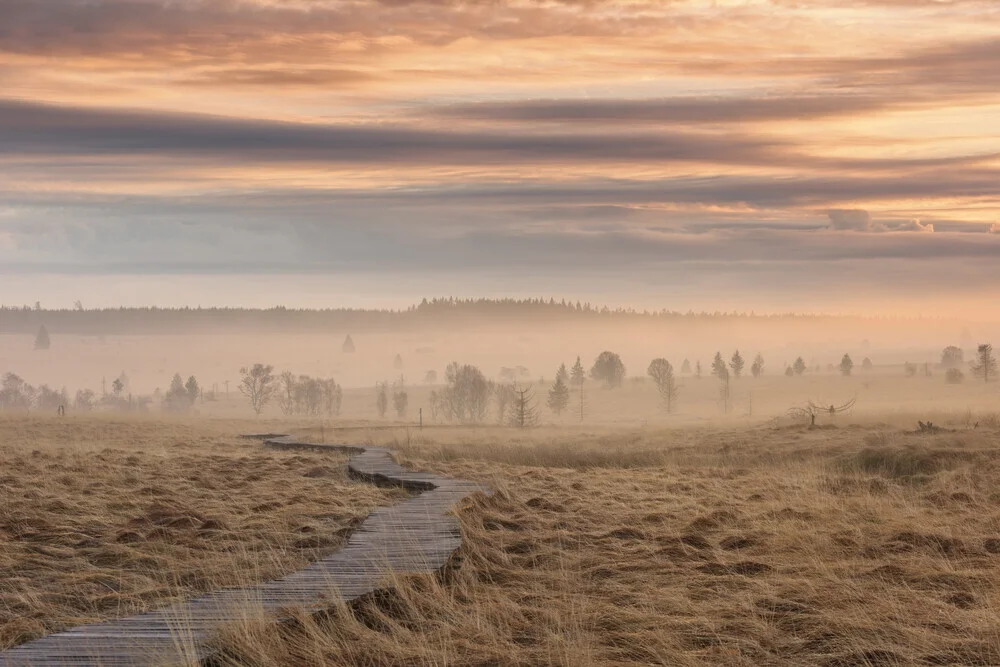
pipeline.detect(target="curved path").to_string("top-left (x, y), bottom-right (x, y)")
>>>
top-left (2, 434), bottom-right (487, 666)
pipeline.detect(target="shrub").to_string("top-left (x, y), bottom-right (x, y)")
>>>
top-left (945, 368), bottom-right (965, 384)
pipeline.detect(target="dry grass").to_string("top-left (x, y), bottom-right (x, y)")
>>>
top-left (213, 416), bottom-right (1000, 666)
top-left (0, 415), bottom-right (408, 649)
top-left (7, 412), bottom-right (1000, 665)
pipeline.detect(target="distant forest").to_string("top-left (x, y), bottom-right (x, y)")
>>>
top-left (0, 297), bottom-right (927, 335)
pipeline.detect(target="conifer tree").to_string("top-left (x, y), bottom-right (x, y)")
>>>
top-left (971, 343), bottom-right (997, 383)
top-left (547, 376), bottom-right (570, 416)
top-left (730, 350), bottom-right (745, 379)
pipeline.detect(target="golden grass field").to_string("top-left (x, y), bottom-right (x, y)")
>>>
top-left (0, 415), bottom-right (409, 650)
top-left (204, 415), bottom-right (1000, 666)
top-left (3, 392), bottom-right (1000, 665)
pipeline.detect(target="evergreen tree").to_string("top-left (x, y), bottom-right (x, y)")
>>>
top-left (570, 356), bottom-right (585, 386)
top-left (711, 352), bottom-right (727, 379)
top-left (840, 354), bottom-right (854, 376)
top-left (681, 359), bottom-right (692, 374)
top-left (547, 376), bottom-right (570, 416)
top-left (751, 353), bottom-right (764, 378)
top-left (185, 376), bottom-right (200, 402)
top-left (730, 350), bottom-right (745, 378)
top-left (971, 343), bottom-right (997, 383)
top-left (556, 363), bottom-right (569, 385)
top-left (342, 334), bottom-right (355, 353)
top-left (34, 325), bottom-right (50, 350)
top-left (793, 357), bottom-right (807, 375)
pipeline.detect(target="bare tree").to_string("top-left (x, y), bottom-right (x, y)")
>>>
top-left (393, 377), bottom-right (409, 419)
top-left (440, 362), bottom-right (491, 423)
top-left (239, 364), bottom-right (276, 416)
top-left (970, 343), bottom-right (997, 383)
top-left (788, 397), bottom-right (857, 427)
top-left (718, 366), bottom-right (731, 414)
top-left (375, 381), bottom-right (389, 418)
top-left (277, 371), bottom-right (296, 415)
top-left (647, 358), bottom-right (679, 414)
top-left (511, 384), bottom-right (539, 428)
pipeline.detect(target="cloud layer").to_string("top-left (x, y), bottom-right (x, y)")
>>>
top-left (2, 0), bottom-right (999, 311)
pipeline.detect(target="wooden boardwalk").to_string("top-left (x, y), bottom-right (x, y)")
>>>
top-left (1, 434), bottom-right (487, 666)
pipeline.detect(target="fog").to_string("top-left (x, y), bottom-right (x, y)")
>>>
top-left (2, 301), bottom-right (998, 423)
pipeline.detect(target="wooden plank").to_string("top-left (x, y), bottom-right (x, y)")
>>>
top-left (1, 433), bottom-right (488, 666)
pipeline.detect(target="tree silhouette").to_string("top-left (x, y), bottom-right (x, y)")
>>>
top-left (970, 343), bottom-right (997, 383)
top-left (375, 381), bottom-right (389, 418)
top-left (555, 363), bottom-right (569, 386)
top-left (342, 334), bottom-right (355, 353)
top-left (840, 354), bottom-right (854, 377)
top-left (240, 364), bottom-right (276, 415)
top-left (941, 346), bottom-right (964, 369)
top-left (185, 376), bottom-right (200, 402)
top-left (590, 351), bottom-right (626, 389)
top-left (647, 358), bottom-right (679, 414)
top-left (570, 356), bottom-right (586, 386)
top-left (695, 361), bottom-right (702, 379)
top-left (711, 352), bottom-right (727, 379)
top-left (793, 357), bottom-right (807, 376)
top-left (681, 359), bottom-right (692, 374)
top-left (751, 353), bottom-right (764, 378)
top-left (547, 375), bottom-right (570, 416)
top-left (393, 377), bottom-right (409, 418)
top-left (511, 385), bottom-right (539, 428)
top-left (34, 325), bottom-right (50, 351)
top-left (730, 350), bottom-right (745, 379)
top-left (862, 357), bottom-right (873, 372)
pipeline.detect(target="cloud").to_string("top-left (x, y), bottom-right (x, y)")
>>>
top-left (892, 219), bottom-right (934, 233)
top-left (827, 209), bottom-right (878, 231)
top-left (0, 99), bottom-right (790, 167)
top-left (426, 94), bottom-right (893, 125)
top-left (827, 211), bottom-right (936, 233)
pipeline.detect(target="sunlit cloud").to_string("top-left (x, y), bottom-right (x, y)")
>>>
top-left (1, 0), bottom-right (999, 312)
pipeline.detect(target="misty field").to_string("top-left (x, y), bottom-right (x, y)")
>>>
top-left (3, 411), bottom-right (1000, 665)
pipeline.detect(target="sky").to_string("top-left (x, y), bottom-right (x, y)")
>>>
top-left (2, 0), bottom-right (1000, 315)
